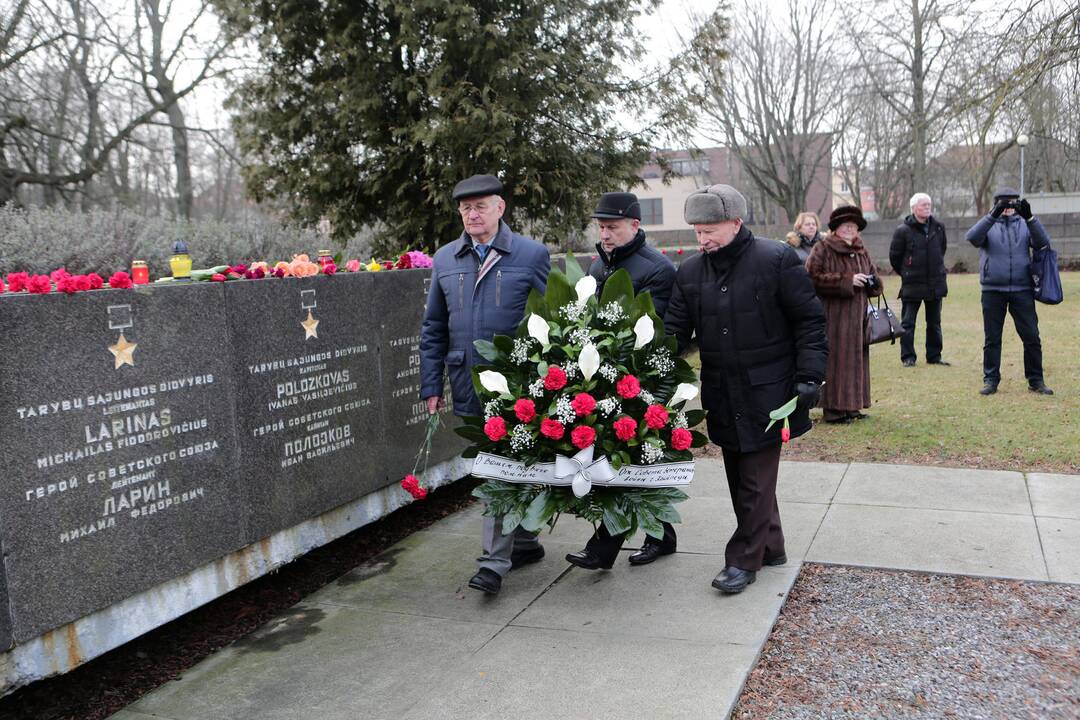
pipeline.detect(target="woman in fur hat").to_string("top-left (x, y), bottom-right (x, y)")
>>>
top-left (785, 212), bottom-right (821, 264)
top-left (805, 205), bottom-right (883, 423)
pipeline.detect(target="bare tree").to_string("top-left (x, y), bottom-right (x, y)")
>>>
top-left (686, 0), bottom-right (846, 222)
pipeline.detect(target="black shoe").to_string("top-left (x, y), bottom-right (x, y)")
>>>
top-left (824, 415), bottom-right (852, 424)
top-left (763, 553), bottom-right (788, 567)
top-left (467, 568), bottom-right (502, 594)
top-left (565, 548), bottom-right (613, 570)
top-left (711, 566), bottom-right (757, 594)
top-left (510, 546), bottom-right (545, 570)
top-left (979, 382), bottom-right (998, 396)
top-left (628, 542), bottom-right (676, 566)
top-left (847, 412), bottom-right (868, 420)
top-left (902, 358), bottom-right (916, 367)
top-left (1029, 382), bottom-right (1054, 395)
top-left (928, 359), bottom-right (951, 366)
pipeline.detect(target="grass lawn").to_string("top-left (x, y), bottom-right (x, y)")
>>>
top-left (691, 271), bottom-right (1079, 473)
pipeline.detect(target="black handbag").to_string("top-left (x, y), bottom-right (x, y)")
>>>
top-left (864, 294), bottom-right (903, 346)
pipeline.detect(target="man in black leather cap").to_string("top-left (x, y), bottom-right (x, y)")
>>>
top-left (565, 191), bottom-right (679, 571)
top-left (664, 184), bottom-right (827, 594)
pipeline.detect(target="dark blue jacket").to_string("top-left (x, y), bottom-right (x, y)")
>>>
top-left (588, 230), bottom-right (677, 317)
top-left (965, 214), bottom-right (1050, 292)
top-left (420, 221), bottom-right (549, 416)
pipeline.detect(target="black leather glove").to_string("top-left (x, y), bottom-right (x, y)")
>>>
top-left (1018, 199), bottom-right (1033, 220)
top-left (990, 199), bottom-right (1008, 218)
top-left (795, 381), bottom-right (821, 411)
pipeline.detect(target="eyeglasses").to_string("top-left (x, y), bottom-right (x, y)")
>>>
top-left (459, 202), bottom-right (494, 216)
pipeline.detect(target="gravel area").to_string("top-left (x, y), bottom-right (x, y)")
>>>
top-left (734, 564), bottom-right (1080, 719)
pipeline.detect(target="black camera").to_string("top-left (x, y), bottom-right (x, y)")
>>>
top-left (1005, 199), bottom-right (1022, 209)
top-left (864, 274), bottom-right (877, 287)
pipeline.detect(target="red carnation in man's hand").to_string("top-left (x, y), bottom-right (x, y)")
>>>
top-left (571, 393), bottom-right (596, 416)
top-left (544, 366), bottom-right (568, 391)
top-left (540, 418), bottom-right (565, 440)
top-left (613, 416), bottom-right (638, 441)
top-left (644, 404), bottom-right (669, 429)
top-left (571, 425), bottom-right (596, 450)
top-left (671, 427), bottom-right (693, 451)
top-left (616, 375), bottom-right (641, 399)
top-left (484, 416), bottom-right (508, 441)
top-left (514, 398), bottom-right (537, 423)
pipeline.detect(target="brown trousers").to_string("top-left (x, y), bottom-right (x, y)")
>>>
top-left (721, 443), bottom-right (785, 572)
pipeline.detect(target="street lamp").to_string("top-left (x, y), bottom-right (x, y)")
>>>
top-left (1017, 134), bottom-right (1029, 196)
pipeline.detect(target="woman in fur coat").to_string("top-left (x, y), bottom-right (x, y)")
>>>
top-left (805, 205), bottom-right (883, 423)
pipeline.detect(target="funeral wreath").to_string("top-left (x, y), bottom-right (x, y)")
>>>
top-left (455, 255), bottom-right (708, 540)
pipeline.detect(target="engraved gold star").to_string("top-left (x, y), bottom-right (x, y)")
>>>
top-left (109, 332), bottom-right (137, 369)
top-left (301, 309), bottom-right (319, 340)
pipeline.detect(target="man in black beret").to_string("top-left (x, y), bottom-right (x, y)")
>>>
top-left (420, 174), bottom-right (551, 594)
top-left (564, 191), bottom-right (679, 571)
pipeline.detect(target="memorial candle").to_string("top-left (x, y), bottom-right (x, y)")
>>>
top-left (131, 260), bottom-right (149, 284)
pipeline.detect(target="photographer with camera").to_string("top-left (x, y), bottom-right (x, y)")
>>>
top-left (965, 187), bottom-right (1053, 396)
top-left (806, 205), bottom-right (884, 423)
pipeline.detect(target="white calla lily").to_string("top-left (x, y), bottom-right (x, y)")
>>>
top-left (669, 383), bottom-right (699, 405)
top-left (578, 343), bottom-right (600, 381)
top-left (526, 313), bottom-right (550, 346)
top-left (632, 315), bottom-right (655, 350)
top-left (574, 275), bottom-right (597, 305)
top-left (479, 370), bottom-right (512, 397)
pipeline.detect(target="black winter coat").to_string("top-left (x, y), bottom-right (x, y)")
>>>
top-left (889, 215), bottom-right (948, 299)
top-left (663, 227), bottom-right (828, 452)
top-left (589, 230), bottom-right (677, 317)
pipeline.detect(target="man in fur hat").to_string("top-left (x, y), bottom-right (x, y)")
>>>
top-left (664, 185), bottom-right (828, 594)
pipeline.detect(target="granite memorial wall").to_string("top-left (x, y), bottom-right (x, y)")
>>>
top-left (0, 271), bottom-right (461, 651)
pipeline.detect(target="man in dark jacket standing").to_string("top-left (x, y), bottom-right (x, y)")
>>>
top-left (890, 193), bottom-right (949, 367)
top-left (420, 174), bottom-right (551, 595)
top-left (664, 185), bottom-right (827, 594)
top-left (965, 187), bottom-right (1054, 396)
top-left (565, 192), bottom-right (679, 571)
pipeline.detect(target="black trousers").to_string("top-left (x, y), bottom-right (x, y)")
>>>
top-left (585, 521), bottom-right (677, 567)
top-left (981, 290), bottom-right (1043, 385)
top-left (900, 298), bottom-right (943, 364)
top-left (721, 444), bottom-right (784, 572)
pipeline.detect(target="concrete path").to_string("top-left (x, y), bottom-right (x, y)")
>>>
top-left (119, 460), bottom-right (1079, 720)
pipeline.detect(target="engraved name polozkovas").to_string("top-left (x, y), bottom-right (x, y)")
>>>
top-left (224, 273), bottom-right (382, 542)
top-left (0, 283), bottom-right (245, 644)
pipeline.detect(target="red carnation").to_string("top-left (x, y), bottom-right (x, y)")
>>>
top-left (484, 416), bottom-right (508, 441)
top-left (28, 274), bottom-right (52, 293)
top-left (401, 474), bottom-right (427, 499)
top-left (245, 267), bottom-right (266, 279)
top-left (644, 404), bottom-right (669, 430)
top-left (87, 273), bottom-right (104, 290)
top-left (570, 425), bottom-right (596, 450)
top-left (273, 268), bottom-right (287, 278)
top-left (514, 398), bottom-right (536, 423)
top-left (616, 375), bottom-right (641, 399)
top-left (571, 393), bottom-right (596, 416)
top-left (49, 267), bottom-right (69, 283)
top-left (73, 275), bottom-right (91, 292)
top-left (0, 277), bottom-right (4, 293)
top-left (671, 427), bottom-right (692, 451)
top-left (211, 273), bottom-right (227, 282)
top-left (662, 249), bottom-right (668, 254)
top-left (540, 418), bottom-right (565, 440)
top-left (230, 264), bottom-right (248, 274)
top-left (108, 271), bottom-right (133, 289)
top-left (544, 366), bottom-right (568, 391)
top-left (395, 253), bottom-right (413, 269)
top-left (781, 426), bottom-right (791, 443)
top-left (613, 416), bottom-right (638, 441)
top-left (677, 248), bottom-right (684, 255)
top-left (57, 274), bottom-right (78, 294)
top-left (6, 272), bottom-right (29, 292)
top-left (322, 262), bottom-right (337, 275)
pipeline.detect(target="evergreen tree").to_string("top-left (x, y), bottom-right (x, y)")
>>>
top-left (218, 0), bottom-right (690, 253)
